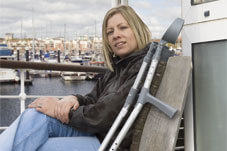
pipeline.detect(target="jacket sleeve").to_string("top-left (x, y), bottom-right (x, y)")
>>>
top-left (74, 80), bottom-right (102, 106)
top-left (73, 72), bottom-right (110, 106)
top-left (68, 71), bottom-right (139, 134)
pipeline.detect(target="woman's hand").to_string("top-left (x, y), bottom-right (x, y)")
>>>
top-left (54, 95), bottom-right (79, 124)
top-left (28, 96), bottom-right (79, 124)
top-left (28, 97), bottom-right (59, 118)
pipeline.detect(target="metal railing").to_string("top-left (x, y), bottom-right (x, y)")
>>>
top-left (0, 60), bottom-right (186, 151)
top-left (0, 60), bottom-right (107, 130)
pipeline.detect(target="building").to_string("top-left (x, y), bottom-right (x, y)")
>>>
top-left (5, 33), bottom-right (14, 40)
top-left (182, 0), bottom-right (227, 150)
top-left (92, 37), bottom-right (102, 51)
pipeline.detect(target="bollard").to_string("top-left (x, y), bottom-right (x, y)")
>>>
top-left (40, 50), bottom-right (43, 60)
top-left (57, 50), bottom-right (61, 63)
top-left (17, 50), bottom-right (20, 61)
top-left (25, 50), bottom-right (29, 80)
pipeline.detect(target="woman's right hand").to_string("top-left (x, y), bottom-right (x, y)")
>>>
top-left (54, 95), bottom-right (79, 124)
top-left (28, 97), bottom-right (59, 118)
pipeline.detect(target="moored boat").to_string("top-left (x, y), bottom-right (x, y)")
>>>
top-left (0, 68), bottom-right (19, 83)
top-left (61, 71), bottom-right (87, 81)
top-left (0, 44), bottom-right (19, 83)
top-left (0, 44), bottom-right (13, 56)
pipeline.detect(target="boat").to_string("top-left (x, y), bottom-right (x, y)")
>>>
top-left (0, 44), bottom-right (20, 83)
top-left (0, 68), bottom-right (19, 83)
top-left (61, 71), bottom-right (87, 81)
top-left (60, 62), bottom-right (88, 81)
top-left (0, 44), bottom-right (13, 56)
top-left (70, 55), bottom-right (84, 64)
top-left (44, 51), bottom-right (58, 63)
top-left (90, 61), bottom-right (105, 67)
top-left (43, 51), bottom-right (61, 77)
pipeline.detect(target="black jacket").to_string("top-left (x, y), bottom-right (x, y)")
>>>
top-left (68, 43), bottom-right (173, 150)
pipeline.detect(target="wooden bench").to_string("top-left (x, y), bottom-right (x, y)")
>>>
top-left (131, 56), bottom-right (192, 151)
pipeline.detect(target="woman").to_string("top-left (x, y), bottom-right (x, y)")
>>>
top-left (0, 5), bottom-right (153, 151)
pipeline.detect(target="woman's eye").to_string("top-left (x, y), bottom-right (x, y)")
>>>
top-left (120, 26), bottom-right (128, 30)
top-left (107, 31), bottom-right (113, 36)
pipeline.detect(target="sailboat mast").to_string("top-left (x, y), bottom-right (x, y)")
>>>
top-left (20, 20), bottom-right (23, 40)
top-left (32, 8), bottom-right (35, 60)
top-left (64, 24), bottom-right (66, 56)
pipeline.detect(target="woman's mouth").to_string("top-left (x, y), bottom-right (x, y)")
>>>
top-left (115, 42), bottom-right (126, 48)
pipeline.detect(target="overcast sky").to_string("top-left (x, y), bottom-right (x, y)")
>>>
top-left (0, 0), bottom-right (181, 40)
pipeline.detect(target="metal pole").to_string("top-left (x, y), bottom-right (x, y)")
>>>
top-left (19, 69), bottom-right (26, 113)
top-left (64, 24), bottom-right (66, 56)
top-left (121, 0), bottom-right (128, 5)
top-left (112, 0), bottom-right (120, 7)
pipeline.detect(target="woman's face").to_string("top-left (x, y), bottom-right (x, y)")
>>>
top-left (106, 13), bottom-right (138, 58)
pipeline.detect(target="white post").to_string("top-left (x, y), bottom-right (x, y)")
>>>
top-left (184, 81), bottom-right (195, 151)
top-left (112, 0), bottom-right (120, 7)
top-left (121, 0), bottom-right (128, 5)
top-left (19, 69), bottom-right (26, 113)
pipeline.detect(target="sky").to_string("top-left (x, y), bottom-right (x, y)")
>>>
top-left (0, 0), bottom-right (181, 40)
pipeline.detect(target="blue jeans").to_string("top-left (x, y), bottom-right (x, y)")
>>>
top-left (0, 109), bottom-right (100, 151)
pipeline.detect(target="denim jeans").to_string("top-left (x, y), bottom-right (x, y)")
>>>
top-left (0, 108), bottom-right (100, 151)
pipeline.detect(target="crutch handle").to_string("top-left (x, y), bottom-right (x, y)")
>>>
top-left (138, 87), bottom-right (177, 118)
top-left (146, 93), bottom-right (177, 118)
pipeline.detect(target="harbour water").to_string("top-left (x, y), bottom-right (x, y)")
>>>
top-left (0, 77), bottom-right (96, 131)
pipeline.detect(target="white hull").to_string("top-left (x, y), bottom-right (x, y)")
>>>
top-left (0, 68), bottom-right (19, 82)
top-left (61, 72), bottom-right (87, 81)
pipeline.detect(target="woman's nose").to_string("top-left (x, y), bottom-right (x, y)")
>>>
top-left (113, 30), bottom-right (121, 39)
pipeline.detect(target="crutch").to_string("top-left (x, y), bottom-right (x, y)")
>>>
top-left (98, 42), bottom-right (157, 151)
top-left (109, 18), bottom-right (184, 151)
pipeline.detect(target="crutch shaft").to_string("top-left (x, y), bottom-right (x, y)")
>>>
top-left (144, 44), bottom-right (164, 89)
top-left (98, 106), bottom-right (129, 151)
top-left (109, 103), bottom-right (143, 151)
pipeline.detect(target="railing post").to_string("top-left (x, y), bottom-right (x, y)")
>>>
top-left (19, 69), bottom-right (26, 113)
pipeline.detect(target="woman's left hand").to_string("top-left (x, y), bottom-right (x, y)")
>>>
top-left (28, 97), bottom-right (59, 118)
top-left (54, 95), bottom-right (79, 124)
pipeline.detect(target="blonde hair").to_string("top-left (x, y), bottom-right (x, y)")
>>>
top-left (102, 5), bottom-right (151, 71)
